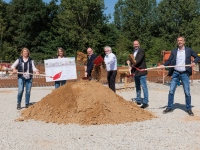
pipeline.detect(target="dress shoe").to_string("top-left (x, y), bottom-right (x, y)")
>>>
top-left (187, 109), bottom-right (194, 116)
top-left (25, 103), bottom-right (33, 108)
top-left (141, 103), bottom-right (149, 109)
top-left (17, 104), bottom-right (21, 110)
top-left (163, 108), bottom-right (173, 114)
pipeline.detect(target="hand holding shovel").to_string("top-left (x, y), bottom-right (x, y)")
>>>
top-left (126, 60), bottom-right (134, 78)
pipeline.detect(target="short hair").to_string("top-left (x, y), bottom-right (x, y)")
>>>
top-left (104, 46), bottom-right (112, 52)
top-left (20, 47), bottom-right (30, 56)
top-left (87, 47), bottom-right (93, 52)
top-left (133, 40), bottom-right (140, 44)
top-left (57, 47), bottom-right (65, 56)
top-left (177, 36), bottom-right (185, 41)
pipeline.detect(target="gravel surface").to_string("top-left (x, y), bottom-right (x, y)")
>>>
top-left (0, 81), bottom-right (200, 150)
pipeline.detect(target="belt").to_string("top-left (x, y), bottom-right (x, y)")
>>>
top-left (174, 70), bottom-right (187, 74)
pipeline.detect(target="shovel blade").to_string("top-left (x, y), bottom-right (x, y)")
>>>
top-left (52, 72), bottom-right (62, 80)
top-left (93, 55), bottom-right (104, 65)
top-left (82, 77), bottom-right (89, 80)
top-left (126, 74), bottom-right (134, 78)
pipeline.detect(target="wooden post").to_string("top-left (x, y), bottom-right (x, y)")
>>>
top-left (162, 51), bottom-right (165, 84)
top-left (191, 57), bottom-right (194, 86)
top-left (162, 50), bottom-right (171, 84)
top-left (162, 68), bottom-right (165, 84)
top-left (124, 76), bottom-right (128, 89)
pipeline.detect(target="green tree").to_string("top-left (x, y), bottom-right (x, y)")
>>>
top-left (57, 0), bottom-right (108, 56)
top-left (114, 0), bottom-right (125, 31)
top-left (146, 37), bottom-right (172, 64)
top-left (0, 0), bottom-right (7, 60)
top-left (157, 0), bottom-right (200, 45)
top-left (5, 0), bottom-right (50, 59)
top-left (114, 0), bottom-right (157, 63)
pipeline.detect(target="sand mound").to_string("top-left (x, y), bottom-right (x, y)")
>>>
top-left (20, 81), bottom-right (155, 125)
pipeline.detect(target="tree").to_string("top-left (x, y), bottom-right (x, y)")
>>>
top-left (114, 0), bottom-right (126, 31)
top-left (157, 0), bottom-right (200, 45)
top-left (0, 0), bottom-right (7, 60)
top-left (57, 0), bottom-right (108, 56)
top-left (114, 0), bottom-right (157, 63)
top-left (5, 0), bottom-right (50, 59)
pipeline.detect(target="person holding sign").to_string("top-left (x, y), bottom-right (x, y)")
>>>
top-left (11, 48), bottom-right (39, 110)
top-left (54, 47), bottom-right (67, 89)
top-left (84, 48), bottom-right (97, 80)
top-left (104, 46), bottom-right (117, 92)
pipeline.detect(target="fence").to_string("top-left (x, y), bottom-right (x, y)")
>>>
top-left (0, 63), bottom-right (200, 88)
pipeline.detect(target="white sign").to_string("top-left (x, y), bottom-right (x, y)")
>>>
top-left (44, 57), bottom-right (77, 82)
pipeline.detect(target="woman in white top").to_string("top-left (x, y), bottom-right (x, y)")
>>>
top-left (104, 46), bottom-right (117, 92)
top-left (11, 48), bottom-right (39, 110)
top-left (54, 47), bottom-right (67, 89)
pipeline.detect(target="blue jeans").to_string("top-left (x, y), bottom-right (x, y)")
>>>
top-left (17, 77), bottom-right (32, 105)
top-left (167, 71), bottom-right (191, 109)
top-left (55, 80), bottom-right (66, 89)
top-left (134, 75), bottom-right (149, 104)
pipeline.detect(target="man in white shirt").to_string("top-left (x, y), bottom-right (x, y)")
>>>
top-left (159, 36), bottom-right (200, 116)
top-left (104, 46), bottom-right (117, 92)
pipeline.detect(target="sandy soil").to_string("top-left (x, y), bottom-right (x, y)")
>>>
top-left (0, 80), bottom-right (200, 149)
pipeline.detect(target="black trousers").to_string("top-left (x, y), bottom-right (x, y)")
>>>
top-left (107, 70), bottom-right (117, 92)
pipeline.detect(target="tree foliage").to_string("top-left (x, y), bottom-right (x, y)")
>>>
top-left (1, 0), bottom-right (200, 64)
top-left (56, 0), bottom-right (108, 56)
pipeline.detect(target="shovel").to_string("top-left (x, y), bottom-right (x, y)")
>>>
top-left (82, 55), bottom-right (104, 80)
top-left (132, 64), bottom-right (192, 71)
top-left (9, 71), bottom-right (62, 80)
top-left (81, 77), bottom-right (89, 80)
top-left (126, 61), bottom-right (134, 78)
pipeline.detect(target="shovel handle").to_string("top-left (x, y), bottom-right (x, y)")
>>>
top-left (144, 64), bottom-right (192, 71)
top-left (9, 71), bottom-right (52, 78)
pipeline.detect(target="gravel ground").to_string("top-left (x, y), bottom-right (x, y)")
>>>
top-left (0, 81), bottom-right (200, 150)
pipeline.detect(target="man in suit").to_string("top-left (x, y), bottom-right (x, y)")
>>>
top-left (84, 48), bottom-right (96, 79)
top-left (127, 40), bottom-right (149, 109)
top-left (160, 36), bottom-right (200, 116)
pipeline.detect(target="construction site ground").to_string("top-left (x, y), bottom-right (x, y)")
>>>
top-left (0, 80), bottom-right (200, 149)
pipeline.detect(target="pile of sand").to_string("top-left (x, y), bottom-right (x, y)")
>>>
top-left (20, 81), bottom-right (155, 125)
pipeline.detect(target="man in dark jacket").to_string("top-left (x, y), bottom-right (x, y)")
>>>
top-left (160, 36), bottom-right (200, 116)
top-left (84, 48), bottom-right (96, 79)
top-left (127, 40), bottom-right (149, 109)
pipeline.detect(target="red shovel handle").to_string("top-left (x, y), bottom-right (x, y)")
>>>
top-left (126, 74), bottom-right (134, 78)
